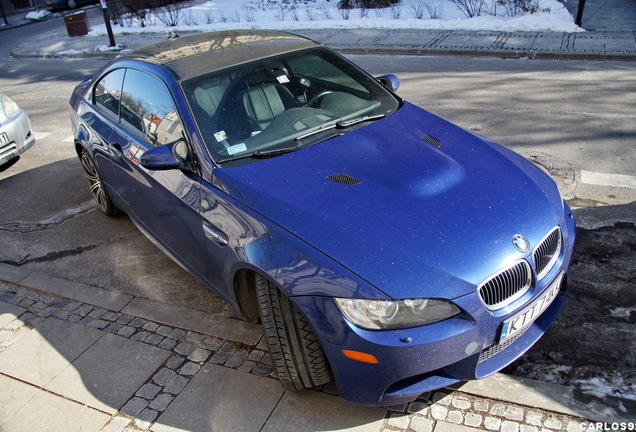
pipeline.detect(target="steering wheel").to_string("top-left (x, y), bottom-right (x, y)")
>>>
top-left (307, 91), bottom-right (333, 107)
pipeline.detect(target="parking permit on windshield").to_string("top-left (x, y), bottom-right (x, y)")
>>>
top-left (214, 130), bottom-right (228, 142)
top-left (227, 143), bottom-right (247, 155)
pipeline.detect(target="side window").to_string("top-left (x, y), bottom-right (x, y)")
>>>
top-left (94, 68), bottom-right (125, 119)
top-left (121, 69), bottom-right (183, 147)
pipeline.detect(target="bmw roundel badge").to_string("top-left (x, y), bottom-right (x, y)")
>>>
top-left (512, 234), bottom-right (530, 253)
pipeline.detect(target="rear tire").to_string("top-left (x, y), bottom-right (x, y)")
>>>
top-left (256, 274), bottom-right (332, 390)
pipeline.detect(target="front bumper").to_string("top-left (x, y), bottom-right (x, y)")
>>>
top-left (0, 110), bottom-right (35, 166)
top-left (293, 205), bottom-right (576, 406)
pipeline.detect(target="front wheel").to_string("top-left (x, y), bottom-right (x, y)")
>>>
top-left (80, 149), bottom-right (121, 217)
top-left (256, 274), bottom-right (333, 390)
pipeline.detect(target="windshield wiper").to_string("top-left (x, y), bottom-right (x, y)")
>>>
top-left (336, 113), bottom-right (386, 128)
top-left (295, 120), bottom-right (340, 141)
top-left (217, 145), bottom-right (300, 164)
top-left (252, 146), bottom-right (300, 157)
top-left (217, 114), bottom-right (386, 164)
top-left (295, 113), bottom-right (386, 142)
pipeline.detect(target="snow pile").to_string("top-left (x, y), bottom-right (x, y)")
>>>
top-left (610, 306), bottom-right (636, 319)
top-left (88, 0), bottom-right (581, 38)
top-left (58, 44), bottom-right (126, 56)
top-left (579, 376), bottom-right (636, 402)
top-left (25, 9), bottom-right (52, 21)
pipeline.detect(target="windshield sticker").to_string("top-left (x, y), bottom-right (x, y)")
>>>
top-left (214, 130), bottom-right (228, 142)
top-left (276, 75), bottom-right (290, 84)
top-left (227, 143), bottom-right (247, 156)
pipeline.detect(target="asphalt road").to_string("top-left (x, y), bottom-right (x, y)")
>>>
top-left (0, 18), bottom-right (635, 315)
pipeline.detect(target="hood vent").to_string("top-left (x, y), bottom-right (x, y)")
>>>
top-left (327, 173), bottom-right (361, 185)
top-left (423, 134), bottom-right (442, 148)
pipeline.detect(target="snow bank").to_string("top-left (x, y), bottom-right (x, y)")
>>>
top-left (25, 9), bottom-right (52, 21)
top-left (87, 0), bottom-right (582, 38)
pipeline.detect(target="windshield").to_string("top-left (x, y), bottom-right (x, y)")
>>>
top-left (181, 47), bottom-right (400, 164)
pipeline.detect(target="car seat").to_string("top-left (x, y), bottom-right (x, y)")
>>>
top-left (241, 83), bottom-right (296, 131)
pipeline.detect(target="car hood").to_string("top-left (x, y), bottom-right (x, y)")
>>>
top-left (213, 103), bottom-right (565, 300)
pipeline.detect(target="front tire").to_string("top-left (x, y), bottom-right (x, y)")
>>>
top-left (256, 274), bottom-right (332, 390)
top-left (80, 149), bottom-right (121, 217)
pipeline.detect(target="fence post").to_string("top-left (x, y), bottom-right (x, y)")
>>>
top-left (575, 0), bottom-right (586, 27)
top-left (100, 0), bottom-right (116, 47)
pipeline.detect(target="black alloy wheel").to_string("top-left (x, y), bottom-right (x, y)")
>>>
top-left (80, 149), bottom-right (120, 217)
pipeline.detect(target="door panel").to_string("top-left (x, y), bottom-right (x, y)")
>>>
top-left (104, 68), bottom-right (210, 281)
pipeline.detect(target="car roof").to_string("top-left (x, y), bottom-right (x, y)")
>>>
top-left (122, 30), bottom-right (320, 81)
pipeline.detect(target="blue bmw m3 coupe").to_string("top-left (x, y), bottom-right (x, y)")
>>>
top-left (69, 30), bottom-right (576, 406)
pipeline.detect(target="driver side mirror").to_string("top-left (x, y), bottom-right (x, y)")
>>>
top-left (140, 139), bottom-right (191, 171)
top-left (376, 74), bottom-right (400, 92)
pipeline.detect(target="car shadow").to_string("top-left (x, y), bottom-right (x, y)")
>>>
top-left (0, 156), bottom-right (20, 172)
top-left (0, 155), bottom-right (387, 431)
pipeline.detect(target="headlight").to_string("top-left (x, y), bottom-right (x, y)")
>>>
top-left (2, 94), bottom-right (20, 118)
top-left (335, 298), bottom-right (460, 330)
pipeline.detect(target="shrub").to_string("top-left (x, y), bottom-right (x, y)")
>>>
top-left (154, 1), bottom-right (184, 26)
top-left (109, 0), bottom-right (184, 27)
top-left (497, 0), bottom-right (540, 16)
top-left (448, 0), bottom-right (486, 18)
top-left (449, 0), bottom-right (541, 18)
top-left (423, 0), bottom-right (443, 18)
top-left (409, 0), bottom-right (425, 18)
top-left (339, 0), bottom-right (400, 9)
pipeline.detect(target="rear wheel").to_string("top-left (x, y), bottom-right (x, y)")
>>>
top-left (80, 149), bottom-right (121, 217)
top-left (256, 274), bottom-right (333, 390)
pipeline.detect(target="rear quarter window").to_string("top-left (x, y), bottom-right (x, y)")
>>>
top-left (94, 68), bottom-right (125, 119)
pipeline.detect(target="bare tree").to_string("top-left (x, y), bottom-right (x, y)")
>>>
top-left (448, 0), bottom-right (486, 17)
top-left (154, 0), bottom-right (184, 27)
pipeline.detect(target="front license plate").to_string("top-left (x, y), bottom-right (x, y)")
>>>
top-left (0, 132), bottom-right (9, 145)
top-left (499, 272), bottom-right (563, 343)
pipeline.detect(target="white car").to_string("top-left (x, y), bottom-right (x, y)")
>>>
top-left (0, 92), bottom-right (36, 167)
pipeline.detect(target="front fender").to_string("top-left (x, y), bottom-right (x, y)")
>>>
top-left (199, 182), bottom-right (387, 307)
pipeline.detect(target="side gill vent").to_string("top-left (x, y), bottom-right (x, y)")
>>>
top-left (423, 134), bottom-right (442, 148)
top-left (327, 174), bottom-right (361, 185)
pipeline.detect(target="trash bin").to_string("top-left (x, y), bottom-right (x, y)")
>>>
top-left (64, 11), bottom-right (89, 37)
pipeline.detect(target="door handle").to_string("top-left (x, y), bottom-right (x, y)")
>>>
top-left (203, 224), bottom-right (229, 247)
top-left (111, 142), bottom-right (123, 153)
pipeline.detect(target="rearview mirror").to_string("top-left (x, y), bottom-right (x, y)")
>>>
top-left (376, 74), bottom-right (400, 92)
top-left (140, 139), bottom-right (189, 171)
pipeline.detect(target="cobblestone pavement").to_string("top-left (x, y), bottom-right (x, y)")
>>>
top-left (0, 278), bottom-right (595, 432)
